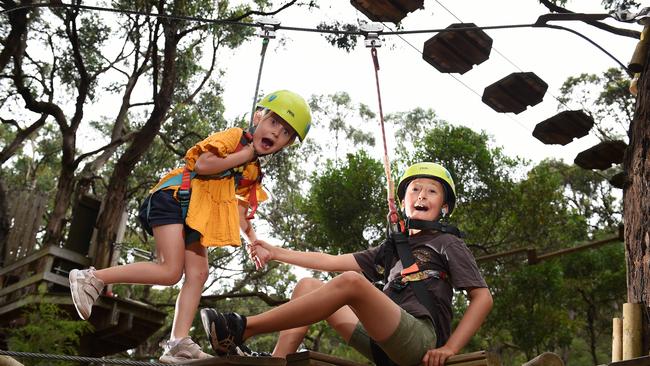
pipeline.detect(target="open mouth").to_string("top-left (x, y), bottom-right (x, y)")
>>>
top-left (261, 137), bottom-right (275, 150)
top-left (414, 204), bottom-right (429, 211)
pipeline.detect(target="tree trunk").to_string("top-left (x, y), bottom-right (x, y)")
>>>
top-left (92, 25), bottom-right (179, 269)
top-left (624, 43), bottom-right (650, 352)
top-left (43, 166), bottom-right (76, 246)
top-left (0, 178), bottom-right (9, 267)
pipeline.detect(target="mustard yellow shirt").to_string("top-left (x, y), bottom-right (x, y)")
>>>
top-left (150, 127), bottom-right (267, 247)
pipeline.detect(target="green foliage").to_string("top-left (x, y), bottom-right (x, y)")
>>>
top-left (5, 298), bottom-right (92, 365)
top-left (316, 21), bottom-right (360, 52)
top-left (301, 151), bottom-right (386, 252)
top-left (558, 68), bottom-right (634, 141)
top-left (309, 92), bottom-right (375, 163)
top-left (490, 262), bottom-right (576, 359)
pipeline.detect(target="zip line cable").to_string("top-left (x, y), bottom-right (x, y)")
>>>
top-left (381, 21), bottom-right (533, 134)
top-left (432, 0), bottom-right (579, 114)
top-left (1, 2), bottom-right (631, 74)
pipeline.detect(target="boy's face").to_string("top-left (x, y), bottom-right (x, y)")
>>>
top-left (401, 177), bottom-right (448, 222)
top-left (252, 112), bottom-right (296, 154)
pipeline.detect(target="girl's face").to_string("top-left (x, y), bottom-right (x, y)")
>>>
top-left (401, 177), bottom-right (447, 222)
top-left (252, 112), bottom-right (296, 155)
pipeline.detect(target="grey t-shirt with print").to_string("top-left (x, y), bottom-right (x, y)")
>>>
top-left (352, 231), bottom-right (488, 345)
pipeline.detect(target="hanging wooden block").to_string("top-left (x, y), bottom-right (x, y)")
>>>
top-left (609, 171), bottom-right (626, 189)
top-left (574, 140), bottom-right (628, 170)
top-left (482, 72), bottom-right (548, 114)
top-left (350, 0), bottom-right (423, 23)
top-left (422, 23), bottom-right (493, 74)
top-left (532, 110), bottom-right (594, 145)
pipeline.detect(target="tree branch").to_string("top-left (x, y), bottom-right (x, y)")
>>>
top-left (1, 114), bottom-right (48, 176)
top-left (538, 0), bottom-right (640, 39)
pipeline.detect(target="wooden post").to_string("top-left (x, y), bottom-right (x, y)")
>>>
top-left (613, 317), bottom-right (623, 362)
top-left (521, 352), bottom-right (563, 366)
top-left (623, 303), bottom-right (642, 359)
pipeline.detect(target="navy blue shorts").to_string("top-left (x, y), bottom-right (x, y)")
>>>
top-left (138, 190), bottom-right (201, 245)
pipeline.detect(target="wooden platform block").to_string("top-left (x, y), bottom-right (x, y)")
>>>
top-left (286, 351), bottom-right (366, 366)
top-left (189, 355), bottom-right (286, 366)
top-left (446, 351), bottom-right (500, 366)
top-left (285, 350), bottom-right (499, 366)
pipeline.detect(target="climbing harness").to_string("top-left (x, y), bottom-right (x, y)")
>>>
top-left (249, 17), bottom-right (281, 128)
top-left (360, 27), bottom-right (465, 362)
top-left (147, 128), bottom-right (263, 222)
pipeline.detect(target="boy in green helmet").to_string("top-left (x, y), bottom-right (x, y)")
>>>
top-left (68, 90), bottom-right (311, 363)
top-left (201, 162), bottom-right (492, 366)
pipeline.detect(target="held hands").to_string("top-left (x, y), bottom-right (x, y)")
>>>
top-left (247, 240), bottom-right (274, 270)
top-left (421, 345), bottom-right (456, 366)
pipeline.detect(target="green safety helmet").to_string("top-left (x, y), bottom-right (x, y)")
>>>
top-left (397, 162), bottom-right (457, 216)
top-left (257, 90), bottom-right (311, 142)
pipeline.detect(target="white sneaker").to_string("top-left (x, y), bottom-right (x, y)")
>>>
top-left (159, 337), bottom-right (212, 364)
top-left (69, 267), bottom-right (104, 320)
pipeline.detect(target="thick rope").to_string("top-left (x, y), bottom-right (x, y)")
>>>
top-left (0, 350), bottom-right (175, 366)
top-left (370, 46), bottom-right (399, 231)
top-left (250, 38), bottom-right (270, 128)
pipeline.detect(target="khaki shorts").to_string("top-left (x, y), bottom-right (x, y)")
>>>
top-left (348, 308), bottom-right (437, 365)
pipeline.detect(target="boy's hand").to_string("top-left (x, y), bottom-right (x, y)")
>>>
top-left (421, 346), bottom-right (455, 366)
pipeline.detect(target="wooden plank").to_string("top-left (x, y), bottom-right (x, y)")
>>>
top-left (286, 350), bottom-right (498, 366)
top-left (0, 245), bottom-right (89, 277)
top-left (0, 272), bottom-right (44, 297)
top-left (0, 247), bottom-right (51, 276)
top-left (5, 190), bottom-right (47, 262)
top-left (522, 352), bottom-right (563, 366)
top-left (189, 355), bottom-right (286, 366)
top-left (286, 351), bottom-right (365, 366)
top-left (609, 355), bottom-right (650, 366)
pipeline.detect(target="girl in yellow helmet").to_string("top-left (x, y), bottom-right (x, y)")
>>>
top-left (203, 162), bottom-right (492, 366)
top-left (68, 90), bottom-right (311, 363)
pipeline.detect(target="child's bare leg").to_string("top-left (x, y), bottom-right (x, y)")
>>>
top-left (171, 241), bottom-right (209, 339)
top-left (273, 277), bottom-right (360, 357)
top-left (93, 224), bottom-right (185, 285)
top-left (246, 272), bottom-right (401, 343)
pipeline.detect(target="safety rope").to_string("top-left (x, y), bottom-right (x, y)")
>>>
top-left (0, 350), bottom-right (174, 366)
top-left (250, 37), bottom-right (270, 128)
top-left (365, 29), bottom-right (400, 232)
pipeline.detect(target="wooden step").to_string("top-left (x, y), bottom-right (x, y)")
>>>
top-left (187, 355), bottom-right (286, 366)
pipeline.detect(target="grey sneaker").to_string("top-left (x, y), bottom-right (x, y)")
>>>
top-left (69, 267), bottom-right (104, 320)
top-left (159, 337), bottom-right (212, 364)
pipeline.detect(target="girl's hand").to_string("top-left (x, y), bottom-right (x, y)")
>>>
top-left (421, 345), bottom-right (455, 366)
top-left (244, 144), bottom-right (257, 161)
top-left (248, 240), bottom-right (273, 269)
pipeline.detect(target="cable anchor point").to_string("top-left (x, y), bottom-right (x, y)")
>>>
top-left (361, 22), bottom-right (384, 48)
top-left (257, 16), bottom-right (281, 39)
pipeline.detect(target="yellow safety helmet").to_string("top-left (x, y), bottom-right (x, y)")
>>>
top-left (257, 90), bottom-right (311, 142)
top-left (397, 162), bottom-right (457, 215)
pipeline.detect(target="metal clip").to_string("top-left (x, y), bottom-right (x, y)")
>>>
top-left (360, 22), bottom-right (384, 48)
top-left (257, 17), bottom-right (281, 39)
top-left (611, 7), bottom-right (650, 25)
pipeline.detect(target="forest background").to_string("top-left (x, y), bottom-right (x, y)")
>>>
top-left (0, 0), bottom-right (642, 365)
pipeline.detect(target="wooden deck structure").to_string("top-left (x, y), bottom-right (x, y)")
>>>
top-left (0, 191), bottom-right (167, 356)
